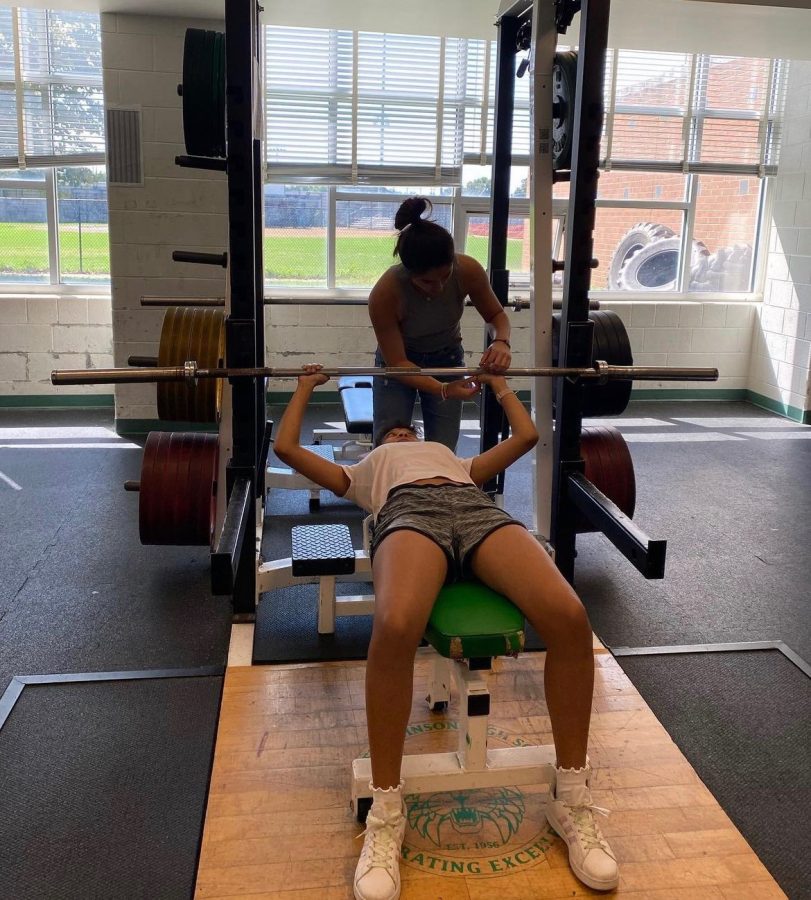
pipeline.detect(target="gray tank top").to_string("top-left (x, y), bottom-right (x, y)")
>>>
top-left (390, 258), bottom-right (467, 355)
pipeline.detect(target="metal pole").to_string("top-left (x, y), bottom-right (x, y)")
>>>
top-left (551, 0), bottom-right (611, 583)
top-left (482, 13), bottom-right (519, 496)
top-left (52, 363), bottom-right (720, 386)
top-left (139, 295), bottom-right (579, 309)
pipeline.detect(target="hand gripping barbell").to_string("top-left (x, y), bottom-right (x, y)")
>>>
top-left (51, 361), bottom-right (719, 386)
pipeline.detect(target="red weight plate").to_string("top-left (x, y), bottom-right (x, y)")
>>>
top-left (578, 425), bottom-right (636, 532)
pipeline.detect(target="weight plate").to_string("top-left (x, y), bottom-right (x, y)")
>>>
top-left (181, 28), bottom-right (226, 157)
top-left (156, 306), bottom-right (183, 420)
top-left (577, 425), bottom-right (636, 533)
top-left (157, 307), bottom-right (225, 423)
top-left (552, 50), bottom-right (577, 171)
top-left (139, 431), bottom-right (218, 546)
top-left (552, 310), bottom-right (634, 417)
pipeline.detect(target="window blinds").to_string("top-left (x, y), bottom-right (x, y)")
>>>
top-left (0, 8), bottom-right (105, 169)
top-left (265, 26), bottom-right (475, 185)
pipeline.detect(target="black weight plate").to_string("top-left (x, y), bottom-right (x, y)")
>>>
top-left (213, 32), bottom-right (226, 157)
top-left (182, 29), bottom-right (207, 156)
top-left (586, 311), bottom-right (633, 417)
top-left (552, 51), bottom-right (577, 170)
top-left (552, 310), bottom-right (634, 417)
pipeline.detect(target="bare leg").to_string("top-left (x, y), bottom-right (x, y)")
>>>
top-left (367, 530), bottom-right (448, 788)
top-left (469, 525), bottom-right (594, 768)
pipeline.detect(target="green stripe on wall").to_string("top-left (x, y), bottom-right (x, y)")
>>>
top-left (0, 394), bottom-right (114, 409)
top-left (7, 388), bottom-right (805, 429)
top-left (629, 388), bottom-right (746, 401)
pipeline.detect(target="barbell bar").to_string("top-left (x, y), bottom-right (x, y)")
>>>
top-left (51, 360), bottom-right (719, 386)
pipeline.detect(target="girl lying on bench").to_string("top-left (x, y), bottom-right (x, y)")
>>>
top-left (274, 365), bottom-right (619, 898)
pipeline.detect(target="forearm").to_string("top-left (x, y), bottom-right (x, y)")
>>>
top-left (486, 310), bottom-right (511, 344)
top-left (391, 373), bottom-right (445, 394)
top-left (497, 386), bottom-right (537, 444)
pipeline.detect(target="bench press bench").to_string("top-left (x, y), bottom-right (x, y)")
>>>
top-left (351, 579), bottom-right (555, 820)
top-left (312, 375), bottom-right (374, 459)
top-left (263, 522), bottom-right (555, 822)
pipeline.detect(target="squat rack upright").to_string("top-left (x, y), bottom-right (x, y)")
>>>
top-left (488, 0), bottom-right (667, 583)
top-left (209, 0), bottom-right (267, 615)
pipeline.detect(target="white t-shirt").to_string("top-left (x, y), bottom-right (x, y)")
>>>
top-left (340, 441), bottom-right (475, 517)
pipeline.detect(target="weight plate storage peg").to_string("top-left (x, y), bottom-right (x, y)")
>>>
top-left (577, 425), bottom-right (636, 533)
top-left (157, 306), bottom-right (225, 423)
top-left (138, 431), bottom-right (219, 546)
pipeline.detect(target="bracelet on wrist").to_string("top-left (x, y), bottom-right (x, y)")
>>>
top-left (492, 338), bottom-right (511, 349)
top-left (440, 382), bottom-right (448, 401)
top-left (495, 387), bottom-right (515, 403)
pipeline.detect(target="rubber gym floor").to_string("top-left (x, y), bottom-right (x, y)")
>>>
top-left (0, 398), bottom-right (808, 899)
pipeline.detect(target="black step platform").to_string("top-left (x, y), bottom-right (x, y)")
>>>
top-left (291, 523), bottom-right (356, 576)
top-left (0, 670), bottom-right (222, 900)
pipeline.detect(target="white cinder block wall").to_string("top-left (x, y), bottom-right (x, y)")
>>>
top-left (102, 13), bottom-right (228, 424)
top-left (267, 299), bottom-right (756, 400)
top-left (0, 294), bottom-right (113, 400)
top-left (749, 59), bottom-right (811, 423)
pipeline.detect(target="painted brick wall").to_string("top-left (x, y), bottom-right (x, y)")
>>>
top-left (0, 295), bottom-right (113, 399)
top-left (749, 60), bottom-right (811, 421)
top-left (103, 12), bottom-right (228, 422)
top-left (266, 299), bottom-right (755, 398)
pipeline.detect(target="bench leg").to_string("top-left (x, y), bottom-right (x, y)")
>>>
top-left (454, 661), bottom-right (490, 771)
top-left (425, 654), bottom-right (451, 711)
top-left (317, 576), bottom-right (337, 634)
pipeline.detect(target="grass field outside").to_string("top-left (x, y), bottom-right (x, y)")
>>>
top-left (0, 222), bottom-right (527, 287)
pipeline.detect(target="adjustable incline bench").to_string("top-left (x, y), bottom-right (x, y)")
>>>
top-left (257, 521), bottom-right (555, 821)
top-left (350, 580), bottom-right (555, 820)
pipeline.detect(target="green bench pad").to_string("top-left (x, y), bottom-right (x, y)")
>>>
top-left (425, 580), bottom-right (525, 660)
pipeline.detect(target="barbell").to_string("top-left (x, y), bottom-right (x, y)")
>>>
top-left (51, 361), bottom-right (719, 386)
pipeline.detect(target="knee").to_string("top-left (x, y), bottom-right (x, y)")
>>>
top-left (545, 597), bottom-right (593, 649)
top-left (370, 608), bottom-right (422, 658)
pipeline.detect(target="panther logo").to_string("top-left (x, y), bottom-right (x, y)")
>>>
top-left (407, 787), bottom-right (525, 846)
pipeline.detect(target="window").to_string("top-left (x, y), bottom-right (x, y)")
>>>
top-left (594, 51), bottom-right (782, 293)
top-left (262, 24), bottom-right (786, 297)
top-left (0, 9), bottom-right (107, 286)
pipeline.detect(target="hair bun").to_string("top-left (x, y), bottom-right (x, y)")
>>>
top-left (394, 196), bottom-right (431, 231)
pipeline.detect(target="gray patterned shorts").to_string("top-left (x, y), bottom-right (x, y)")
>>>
top-left (370, 483), bottom-right (524, 582)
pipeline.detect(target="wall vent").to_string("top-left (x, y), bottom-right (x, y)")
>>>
top-left (106, 107), bottom-right (143, 186)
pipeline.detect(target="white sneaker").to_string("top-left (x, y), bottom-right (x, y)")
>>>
top-left (354, 785), bottom-right (406, 900)
top-left (546, 769), bottom-right (619, 891)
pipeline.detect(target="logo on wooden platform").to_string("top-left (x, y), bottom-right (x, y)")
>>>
top-left (399, 721), bottom-right (554, 877)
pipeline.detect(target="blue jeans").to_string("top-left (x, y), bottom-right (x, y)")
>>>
top-left (373, 345), bottom-right (465, 451)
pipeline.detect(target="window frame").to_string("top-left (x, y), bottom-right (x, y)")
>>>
top-left (0, 164), bottom-right (110, 294)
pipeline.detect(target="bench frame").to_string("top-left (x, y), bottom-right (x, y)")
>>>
top-left (351, 651), bottom-right (555, 819)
